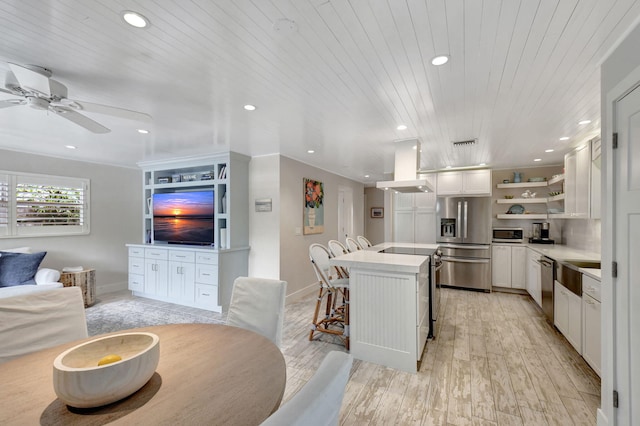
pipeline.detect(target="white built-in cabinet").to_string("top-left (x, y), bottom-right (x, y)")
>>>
top-left (590, 138), bottom-right (602, 219)
top-left (582, 273), bottom-right (601, 376)
top-left (128, 153), bottom-right (250, 312)
top-left (491, 244), bottom-right (526, 289)
top-left (436, 169), bottom-right (491, 196)
top-left (393, 192), bottom-right (436, 244)
top-left (525, 248), bottom-right (542, 306)
top-left (554, 281), bottom-right (582, 354)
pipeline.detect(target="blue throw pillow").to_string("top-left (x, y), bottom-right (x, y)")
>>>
top-left (0, 251), bottom-right (47, 287)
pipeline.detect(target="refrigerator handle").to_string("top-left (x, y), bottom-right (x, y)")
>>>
top-left (463, 201), bottom-right (468, 239)
top-left (457, 201), bottom-right (462, 237)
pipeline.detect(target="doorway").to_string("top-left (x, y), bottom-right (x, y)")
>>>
top-left (338, 186), bottom-right (354, 244)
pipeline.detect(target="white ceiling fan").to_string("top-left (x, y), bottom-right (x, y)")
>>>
top-left (0, 62), bottom-right (152, 133)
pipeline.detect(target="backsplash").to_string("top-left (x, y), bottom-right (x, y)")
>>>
top-left (560, 219), bottom-right (601, 253)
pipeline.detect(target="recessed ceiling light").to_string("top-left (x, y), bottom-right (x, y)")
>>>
top-left (445, 165), bottom-right (452, 169)
top-left (364, 175), bottom-right (370, 178)
top-left (534, 158), bottom-right (542, 162)
top-left (578, 120), bottom-right (592, 125)
top-left (307, 150), bottom-right (315, 154)
top-left (397, 124), bottom-right (407, 130)
top-left (122, 11), bottom-right (149, 28)
top-left (431, 55), bottom-right (449, 66)
top-left (243, 104), bottom-right (256, 111)
top-left (137, 129), bottom-right (149, 134)
top-left (559, 136), bottom-right (570, 141)
top-left (545, 149), bottom-right (554, 153)
top-left (479, 163), bottom-right (486, 166)
top-left (65, 145), bottom-right (77, 150)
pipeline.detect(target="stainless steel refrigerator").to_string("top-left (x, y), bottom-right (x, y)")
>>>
top-left (436, 197), bottom-right (492, 291)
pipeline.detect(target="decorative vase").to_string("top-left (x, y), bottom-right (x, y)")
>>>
top-left (308, 207), bottom-right (316, 227)
top-left (513, 172), bottom-right (522, 183)
top-left (221, 193), bottom-right (226, 214)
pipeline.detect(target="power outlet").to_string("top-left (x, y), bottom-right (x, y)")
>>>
top-left (295, 227), bottom-right (302, 236)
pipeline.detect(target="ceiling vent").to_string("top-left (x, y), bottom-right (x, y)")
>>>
top-left (452, 139), bottom-right (477, 147)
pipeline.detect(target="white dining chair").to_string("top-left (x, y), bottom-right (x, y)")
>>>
top-left (356, 235), bottom-right (372, 248)
top-left (0, 287), bottom-right (88, 364)
top-left (226, 277), bottom-right (287, 349)
top-left (260, 351), bottom-right (353, 426)
top-left (308, 244), bottom-right (349, 349)
top-left (345, 237), bottom-right (361, 252)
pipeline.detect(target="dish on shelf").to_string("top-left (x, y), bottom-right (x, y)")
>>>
top-left (548, 191), bottom-right (563, 196)
top-left (528, 177), bottom-right (547, 182)
top-left (507, 204), bottom-right (525, 214)
top-left (504, 195), bottom-right (514, 199)
top-left (547, 208), bottom-right (564, 214)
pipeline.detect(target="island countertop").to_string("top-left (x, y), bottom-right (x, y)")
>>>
top-left (330, 242), bottom-right (438, 274)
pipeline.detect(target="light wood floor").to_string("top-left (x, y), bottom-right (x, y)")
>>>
top-left (99, 287), bottom-right (601, 425)
top-left (281, 287), bottom-right (601, 426)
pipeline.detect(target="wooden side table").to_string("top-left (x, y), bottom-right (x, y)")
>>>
top-left (60, 269), bottom-right (96, 307)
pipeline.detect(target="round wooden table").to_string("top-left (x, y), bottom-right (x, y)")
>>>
top-left (0, 324), bottom-right (286, 425)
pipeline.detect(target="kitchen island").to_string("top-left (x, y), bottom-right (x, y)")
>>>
top-left (330, 243), bottom-right (438, 373)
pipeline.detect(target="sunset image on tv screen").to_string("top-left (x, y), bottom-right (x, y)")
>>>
top-left (153, 192), bottom-right (214, 217)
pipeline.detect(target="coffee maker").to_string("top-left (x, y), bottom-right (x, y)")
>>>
top-left (530, 222), bottom-right (554, 244)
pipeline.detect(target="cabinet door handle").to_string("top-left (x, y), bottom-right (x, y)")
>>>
top-left (202, 273), bottom-right (210, 276)
top-left (202, 293), bottom-right (210, 296)
top-left (176, 255), bottom-right (186, 258)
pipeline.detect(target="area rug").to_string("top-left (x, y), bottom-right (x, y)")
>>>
top-left (85, 299), bottom-right (225, 336)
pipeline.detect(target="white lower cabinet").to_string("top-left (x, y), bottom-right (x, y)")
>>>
top-left (492, 244), bottom-right (526, 289)
top-left (127, 245), bottom-right (222, 312)
top-left (554, 281), bottom-right (582, 354)
top-left (526, 248), bottom-right (541, 307)
top-left (582, 274), bottom-right (601, 376)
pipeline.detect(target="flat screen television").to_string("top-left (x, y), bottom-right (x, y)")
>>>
top-left (152, 191), bottom-right (214, 245)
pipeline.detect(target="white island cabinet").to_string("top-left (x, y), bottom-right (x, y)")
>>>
top-left (330, 243), bottom-right (438, 373)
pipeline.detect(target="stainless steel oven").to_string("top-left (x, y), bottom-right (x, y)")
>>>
top-left (492, 227), bottom-right (524, 243)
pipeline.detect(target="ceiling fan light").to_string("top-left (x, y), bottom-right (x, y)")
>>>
top-left (431, 55), bottom-right (449, 66)
top-left (122, 11), bottom-right (149, 28)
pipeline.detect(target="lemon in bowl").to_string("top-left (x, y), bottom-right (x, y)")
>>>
top-left (53, 332), bottom-right (159, 408)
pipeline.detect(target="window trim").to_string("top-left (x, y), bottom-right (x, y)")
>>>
top-left (0, 171), bottom-right (90, 238)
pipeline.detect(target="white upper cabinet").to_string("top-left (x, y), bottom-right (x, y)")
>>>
top-left (437, 170), bottom-right (491, 196)
top-left (564, 142), bottom-right (591, 218)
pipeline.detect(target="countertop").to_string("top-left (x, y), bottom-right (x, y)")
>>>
top-left (330, 242), bottom-right (437, 274)
top-left (580, 268), bottom-right (602, 280)
top-left (493, 242), bottom-right (601, 263)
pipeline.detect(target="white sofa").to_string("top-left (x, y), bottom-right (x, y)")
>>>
top-left (0, 247), bottom-right (62, 299)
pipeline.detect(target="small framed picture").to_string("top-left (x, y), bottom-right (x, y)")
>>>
top-left (370, 207), bottom-right (384, 218)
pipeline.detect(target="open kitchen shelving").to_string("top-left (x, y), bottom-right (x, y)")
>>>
top-left (495, 173), bottom-right (565, 220)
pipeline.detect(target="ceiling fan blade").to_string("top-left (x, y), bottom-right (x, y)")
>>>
top-left (0, 99), bottom-right (25, 109)
top-left (61, 100), bottom-right (152, 123)
top-left (53, 108), bottom-right (110, 134)
top-left (8, 63), bottom-right (51, 96)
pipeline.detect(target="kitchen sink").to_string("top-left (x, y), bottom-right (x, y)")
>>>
top-left (561, 260), bottom-right (601, 269)
top-left (556, 260), bottom-right (600, 296)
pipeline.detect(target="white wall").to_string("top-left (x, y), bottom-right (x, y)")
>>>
top-left (279, 156), bottom-right (364, 300)
top-left (248, 155), bottom-right (280, 279)
top-left (364, 187), bottom-right (385, 245)
top-left (0, 149), bottom-right (141, 295)
top-left (600, 19), bottom-right (640, 426)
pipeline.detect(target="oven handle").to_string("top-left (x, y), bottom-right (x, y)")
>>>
top-left (433, 262), bottom-right (444, 272)
top-left (439, 244), bottom-right (490, 250)
top-left (441, 256), bottom-right (490, 264)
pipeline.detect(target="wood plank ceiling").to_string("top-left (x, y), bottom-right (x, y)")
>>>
top-left (0, 0), bottom-right (638, 183)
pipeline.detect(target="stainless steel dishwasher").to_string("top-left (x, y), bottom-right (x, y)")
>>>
top-left (539, 256), bottom-right (555, 322)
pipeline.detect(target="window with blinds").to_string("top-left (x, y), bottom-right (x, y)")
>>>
top-left (0, 171), bottom-right (90, 237)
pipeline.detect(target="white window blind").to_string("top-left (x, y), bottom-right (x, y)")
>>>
top-left (0, 171), bottom-right (90, 238)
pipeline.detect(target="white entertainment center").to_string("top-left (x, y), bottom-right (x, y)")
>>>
top-left (127, 153), bottom-right (249, 312)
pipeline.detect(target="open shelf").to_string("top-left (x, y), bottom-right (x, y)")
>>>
top-left (496, 198), bottom-right (547, 204)
top-left (497, 181), bottom-right (548, 189)
top-left (548, 174), bottom-right (565, 185)
top-left (547, 193), bottom-right (566, 202)
top-left (497, 214), bottom-right (548, 220)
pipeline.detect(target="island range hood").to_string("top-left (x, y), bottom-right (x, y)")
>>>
top-left (376, 139), bottom-right (434, 193)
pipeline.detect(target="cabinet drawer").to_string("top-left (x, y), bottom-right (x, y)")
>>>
top-left (196, 252), bottom-right (218, 265)
top-left (145, 248), bottom-right (168, 260)
top-left (169, 250), bottom-right (195, 262)
top-left (128, 274), bottom-right (144, 292)
top-left (196, 266), bottom-right (218, 284)
top-left (129, 257), bottom-right (145, 275)
top-left (195, 284), bottom-right (218, 307)
top-left (582, 274), bottom-right (601, 302)
top-left (129, 247), bottom-right (145, 257)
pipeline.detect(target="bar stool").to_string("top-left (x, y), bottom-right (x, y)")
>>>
top-left (308, 243), bottom-right (349, 350)
top-left (345, 237), bottom-right (361, 252)
top-left (356, 235), bottom-right (372, 248)
top-left (327, 239), bottom-right (350, 279)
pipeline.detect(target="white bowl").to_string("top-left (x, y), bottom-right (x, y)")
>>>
top-left (53, 332), bottom-right (160, 408)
